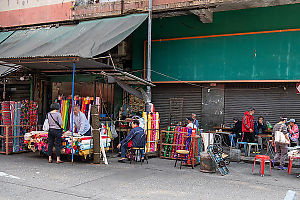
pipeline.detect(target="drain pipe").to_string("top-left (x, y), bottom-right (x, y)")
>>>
top-left (146, 0), bottom-right (152, 112)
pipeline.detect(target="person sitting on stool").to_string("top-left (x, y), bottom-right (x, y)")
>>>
top-left (117, 120), bottom-right (145, 163)
top-left (72, 105), bottom-right (91, 136)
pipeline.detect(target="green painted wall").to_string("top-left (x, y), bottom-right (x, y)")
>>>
top-left (132, 4), bottom-right (300, 81)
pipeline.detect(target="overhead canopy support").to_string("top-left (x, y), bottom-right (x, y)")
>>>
top-left (190, 9), bottom-right (213, 23)
top-left (0, 61), bottom-right (20, 77)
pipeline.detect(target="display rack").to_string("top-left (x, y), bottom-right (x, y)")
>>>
top-left (160, 127), bottom-right (202, 168)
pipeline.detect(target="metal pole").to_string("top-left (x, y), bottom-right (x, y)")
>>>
top-left (30, 75), bottom-right (33, 101)
top-left (146, 0), bottom-right (152, 112)
top-left (3, 78), bottom-right (6, 101)
top-left (71, 62), bottom-right (76, 164)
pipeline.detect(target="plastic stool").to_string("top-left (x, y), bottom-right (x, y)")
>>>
top-left (174, 150), bottom-right (190, 169)
top-left (128, 147), bottom-right (148, 165)
top-left (252, 155), bottom-right (272, 177)
top-left (237, 142), bottom-right (248, 156)
top-left (247, 143), bottom-right (259, 157)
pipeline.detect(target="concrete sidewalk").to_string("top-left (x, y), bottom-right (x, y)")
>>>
top-left (0, 152), bottom-right (299, 200)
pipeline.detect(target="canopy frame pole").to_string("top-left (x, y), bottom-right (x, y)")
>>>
top-left (146, 0), bottom-right (153, 112)
top-left (71, 62), bottom-right (76, 164)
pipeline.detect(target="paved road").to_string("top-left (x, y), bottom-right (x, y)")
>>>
top-left (0, 152), bottom-right (299, 200)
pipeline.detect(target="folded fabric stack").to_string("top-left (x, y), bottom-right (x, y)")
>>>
top-left (24, 130), bottom-right (111, 159)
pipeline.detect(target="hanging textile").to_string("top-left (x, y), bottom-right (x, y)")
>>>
top-left (1, 100), bottom-right (38, 153)
top-left (143, 112), bottom-right (160, 153)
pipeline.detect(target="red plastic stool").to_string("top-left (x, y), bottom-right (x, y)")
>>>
top-left (252, 155), bottom-right (272, 177)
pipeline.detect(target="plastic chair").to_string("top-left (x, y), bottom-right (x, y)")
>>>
top-left (288, 156), bottom-right (300, 174)
top-left (252, 155), bottom-right (272, 177)
top-left (237, 141), bottom-right (248, 156)
top-left (247, 143), bottom-right (259, 157)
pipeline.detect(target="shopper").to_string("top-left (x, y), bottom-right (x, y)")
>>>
top-left (117, 120), bottom-right (145, 163)
top-left (288, 119), bottom-right (299, 146)
top-left (192, 113), bottom-right (199, 129)
top-left (72, 105), bottom-right (91, 136)
top-left (47, 102), bottom-right (64, 164)
top-left (272, 117), bottom-right (290, 170)
top-left (229, 117), bottom-right (242, 146)
top-left (242, 107), bottom-right (255, 142)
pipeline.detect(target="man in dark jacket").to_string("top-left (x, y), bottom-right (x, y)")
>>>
top-left (229, 117), bottom-right (242, 146)
top-left (117, 120), bottom-right (145, 163)
top-left (254, 116), bottom-right (267, 135)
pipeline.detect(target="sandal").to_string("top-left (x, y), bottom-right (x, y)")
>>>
top-left (56, 160), bottom-right (64, 164)
top-left (49, 160), bottom-right (53, 163)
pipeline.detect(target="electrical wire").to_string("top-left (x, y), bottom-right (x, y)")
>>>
top-left (151, 69), bottom-right (203, 88)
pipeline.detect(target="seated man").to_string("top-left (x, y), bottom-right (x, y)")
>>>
top-left (72, 105), bottom-right (91, 136)
top-left (254, 116), bottom-right (267, 135)
top-left (229, 117), bottom-right (242, 147)
top-left (117, 120), bottom-right (145, 163)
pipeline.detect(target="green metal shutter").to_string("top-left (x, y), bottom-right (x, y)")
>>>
top-left (152, 84), bottom-right (202, 128)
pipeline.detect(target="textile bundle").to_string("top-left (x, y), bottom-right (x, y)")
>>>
top-left (161, 126), bottom-right (202, 165)
top-left (24, 128), bottom-right (111, 159)
top-left (143, 112), bottom-right (160, 153)
top-left (57, 96), bottom-right (101, 131)
top-left (1, 100), bottom-right (38, 153)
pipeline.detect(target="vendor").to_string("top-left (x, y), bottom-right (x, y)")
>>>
top-left (117, 120), bottom-right (145, 163)
top-left (72, 105), bottom-right (91, 136)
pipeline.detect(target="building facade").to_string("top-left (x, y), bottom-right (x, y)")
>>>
top-left (131, 4), bottom-right (300, 129)
top-left (1, 0), bottom-right (300, 130)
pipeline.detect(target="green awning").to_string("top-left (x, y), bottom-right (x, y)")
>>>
top-left (0, 14), bottom-right (147, 58)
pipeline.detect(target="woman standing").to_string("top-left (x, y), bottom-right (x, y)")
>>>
top-left (272, 117), bottom-right (290, 170)
top-left (47, 103), bottom-right (64, 164)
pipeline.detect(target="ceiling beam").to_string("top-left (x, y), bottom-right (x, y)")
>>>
top-left (190, 9), bottom-right (213, 23)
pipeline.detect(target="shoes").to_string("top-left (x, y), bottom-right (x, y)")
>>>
top-left (118, 159), bottom-right (126, 163)
top-left (271, 160), bottom-right (275, 168)
top-left (49, 160), bottom-right (53, 163)
top-left (278, 166), bottom-right (287, 170)
top-left (297, 174), bottom-right (300, 178)
top-left (56, 160), bottom-right (64, 164)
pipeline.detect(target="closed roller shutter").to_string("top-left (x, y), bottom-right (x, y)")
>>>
top-left (152, 84), bottom-right (202, 128)
top-left (224, 83), bottom-right (300, 126)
